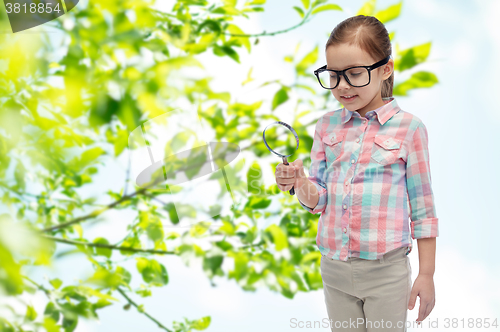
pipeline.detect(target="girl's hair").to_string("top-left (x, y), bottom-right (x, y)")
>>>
top-left (325, 15), bottom-right (394, 98)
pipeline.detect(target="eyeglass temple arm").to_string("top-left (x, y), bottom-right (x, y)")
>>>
top-left (366, 55), bottom-right (391, 71)
top-left (314, 65), bottom-right (327, 74)
top-left (315, 55), bottom-right (390, 73)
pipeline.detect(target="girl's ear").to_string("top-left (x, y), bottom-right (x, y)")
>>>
top-left (382, 59), bottom-right (394, 80)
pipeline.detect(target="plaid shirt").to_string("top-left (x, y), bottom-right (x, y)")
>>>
top-left (299, 97), bottom-right (439, 261)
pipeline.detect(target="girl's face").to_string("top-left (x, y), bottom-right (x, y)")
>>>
top-left (325, 43), bottom-right (394, 116)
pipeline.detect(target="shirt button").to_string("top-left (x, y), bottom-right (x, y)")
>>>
top-left (343, 227), bottom-right (347, 233)
top-left (356, 138), bottom-right (360, 143)
top-left (351, 159), bottom-right (355, 164)
top-left (343, 204), bottom-right (347, 210)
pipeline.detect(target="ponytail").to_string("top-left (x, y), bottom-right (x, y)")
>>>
top-left (381, 69), bottom-right (394, 98)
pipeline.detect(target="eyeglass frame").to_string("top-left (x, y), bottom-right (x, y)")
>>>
top-left (313, 55), bottom-right (391, 90)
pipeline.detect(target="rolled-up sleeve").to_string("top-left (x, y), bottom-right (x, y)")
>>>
top-left (299, 116), bottom-right (328, 214)
top-left (406, 122), bottom-right (439, 239)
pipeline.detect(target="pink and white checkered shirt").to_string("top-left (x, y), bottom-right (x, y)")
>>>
top-left (299, 97), bottom-right (439, 261)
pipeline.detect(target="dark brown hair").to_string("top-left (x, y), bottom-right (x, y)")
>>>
top-left (325, 15), bottom-right (394, 98)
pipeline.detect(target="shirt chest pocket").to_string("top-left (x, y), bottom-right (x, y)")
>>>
top-left (370, 135), bottom-right (403, 165)
top-left (322, 132), bottom-right (344, 163)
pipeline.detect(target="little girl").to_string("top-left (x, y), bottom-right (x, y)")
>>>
top-left (275, 15), bottom-right (439, 332)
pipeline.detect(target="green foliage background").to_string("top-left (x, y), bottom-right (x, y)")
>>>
top-left (0, 0), bottom-right (438, 331)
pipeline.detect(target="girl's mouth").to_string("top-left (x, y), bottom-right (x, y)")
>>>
top-left (341, 95), bottom-right (357, 102)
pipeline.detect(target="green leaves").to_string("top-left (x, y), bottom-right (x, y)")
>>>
top-left (92, 237), bottom-right (112, 258)
top-left (195, 19), bottom-right (221, 35)
top-left (136, 258), bottom-right (169, 287)
top-left (271, 86), bottom-right (289, 110)
top-left (44, 302), bottom-right (60, 325)
top-left (247, 161), bottom-right (264, 194)
top-left (227, 251), bottom-right (249, 281)
top-left (396, 42), bottom-right (432, 71)
top-left (213, 44), bottom-right (240, 63)
top-left (227, 24), bottom-right (251, 53)
top-left (357, 0), bottom-right (402, 23)
top-left (36, 284), bottom-right (118, 330)
top-left (245, 195), bottom-right (272, 209)
top-left (89, 93), bottom-right (120, 127)
top-left (270, 44), bottom-right (318, 111)
top-left (357, 0), bottom-right (376, 15)
top-left (79, 147), bottom-right (106, 169)
top-left (311, 4), bottom-right (342, 14)
top-left (191, 316), bottom-right (211, 330)
top-left (294, 0), bottom-right (342, 22)
top-left (393, 71), bottom-right (439, 96)
top-left (295, 45), bottom-right (318, 76)
top-left (172, 315), bottom-right (211, 331)
top-left (116, 266), bottom-right (132, 286)
top-left (50, 278), bottom-right (63, 290)
top-left (293, 6), bottom-right (305, 18)
top-left (85, 266), bottom-right (126, 289)
top-left (374, 1), bottom-right (402, 24)
top-left (0, 214), bottom-right (53, 295)
top-left (25, 304), bottom-right (37, 322)
top-left (105, 126), bottom-right (129, 157)
top-left (280, 214), bottom-right (305, 237)
top-left (203, 255), bottom-right (224, 277)
top-left (265, 224), bottom-right (288, 251)
top-left (138, 211), bottom-right (165, 245)
top-left (119, 236), bottom-right (142, 256)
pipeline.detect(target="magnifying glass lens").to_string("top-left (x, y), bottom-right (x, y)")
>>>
top-left (265, 123), bottom-right (297, 156)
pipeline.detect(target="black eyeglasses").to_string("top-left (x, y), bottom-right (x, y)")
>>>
top-left (313, 56), bottom-right (391, 90)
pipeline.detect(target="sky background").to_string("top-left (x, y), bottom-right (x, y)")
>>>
top-left (1, 0), bottom-right (499, 331)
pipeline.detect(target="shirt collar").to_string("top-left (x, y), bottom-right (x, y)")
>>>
top-left (340, 97), bottom-right (400, 126)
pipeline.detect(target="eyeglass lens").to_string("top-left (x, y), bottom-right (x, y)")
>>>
top-left (317, 67), bottom-right (370, 89)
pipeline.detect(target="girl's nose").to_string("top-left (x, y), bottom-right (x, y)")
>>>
top-left (337, 75), bottom-right (351, 90)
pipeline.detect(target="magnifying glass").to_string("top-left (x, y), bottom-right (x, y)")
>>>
top-left (262, 121), bottom-right (299, 196)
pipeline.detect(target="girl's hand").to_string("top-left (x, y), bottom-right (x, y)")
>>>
top-left (275, 159), bottom-right (307, 192)
top-left (408, 274), bottom-right (436, 326)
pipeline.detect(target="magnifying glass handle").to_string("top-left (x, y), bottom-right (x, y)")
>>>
top-left (282, 156), bottom-right (295, 196)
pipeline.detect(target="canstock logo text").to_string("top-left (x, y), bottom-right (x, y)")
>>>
top-left (3, 0), bottom-right (79, 33)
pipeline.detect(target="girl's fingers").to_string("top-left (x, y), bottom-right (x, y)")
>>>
top-left (275, 163), bottom-right (299, 191)
top-left (276, 165), bottom-right (296, 177)
top-left (276, 174), bottom-right (296, 191)
top-left (275, 174), bottom-right (296, 184)
top-left (280, 185), bottom-right (293, 191)
top-left (277, 182), bottom-right (293, 191)
top-left (277, 177), bottom-right (295, 185)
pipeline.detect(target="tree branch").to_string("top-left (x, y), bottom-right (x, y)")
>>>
top-left (116, 286), bottom-right (173, 332)
top-left (41, 235), bottom-right (176, 255)
top-left (40, 186), bottom-right (150, 233)
top-left (23, 275), bottom-right (174, 332)
top-left (39, 122), bottom-right (316, 234)
top-left (221, 11), bottom-right (313, 38)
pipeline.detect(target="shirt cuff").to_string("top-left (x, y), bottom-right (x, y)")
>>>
top-left (298, 181), bottom-right (327, 214)
top-left (410, 217), bottom-right (439, 239)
